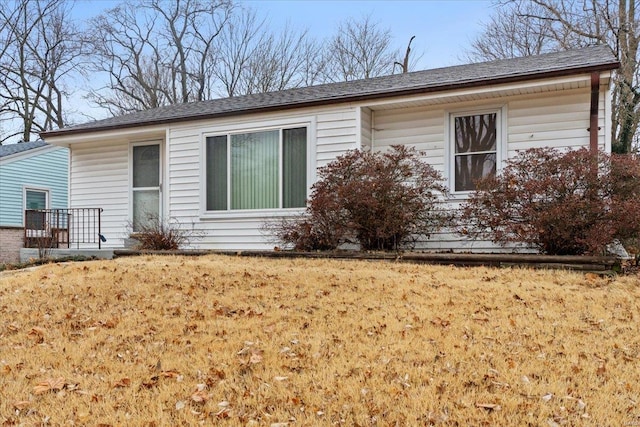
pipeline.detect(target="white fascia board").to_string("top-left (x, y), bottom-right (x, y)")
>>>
top-left (43, 124), bottom-right (168, 147)
top-left (363, 74), bottom-right (596, 110)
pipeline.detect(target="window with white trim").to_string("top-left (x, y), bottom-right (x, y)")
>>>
top-left (23, 188), bottom-right (49, 230)
top-left (25, 188), bottom-right (49, 210)
top-left (205, 126), bottom-right (307, 211)
top-left (131, 142), bottom-right (161, 232)
top-left (451, 111), bottom-right (499, 192)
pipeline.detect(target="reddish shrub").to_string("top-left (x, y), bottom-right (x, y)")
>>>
top-left (270, 145), bottom-right (450, 251)
top-left (460, 148), bottom-right (640, 255)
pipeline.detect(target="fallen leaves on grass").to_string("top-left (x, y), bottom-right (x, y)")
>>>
top-left (33, 377), bottom-right (65, 395)
top-left (1, 255), bottom-right (639, 425)
top-left (249, 351), bottom-right (263, 364)
top-left (191, 384), bottom-right (209, 403)
top-left (237, 342), bottom-right (264, 365)
top-left (476, 403), bottom-right (501, 411)
top-left (160, 370), bottom-right (180, 378)
top-left (13, 400), bottom-right (30, 410)
top-left (28, 326), bottom-right (46, 343)
top-left (113, 377), bottom-right (131, 388)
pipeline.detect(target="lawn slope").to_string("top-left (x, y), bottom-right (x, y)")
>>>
top-left (1, 255), bottom-right (639, 425)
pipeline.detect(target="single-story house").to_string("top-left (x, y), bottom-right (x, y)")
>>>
top-left (0, 140), bottom-right (69, 263)
top-left (41, 45), bottom-right (619, 252)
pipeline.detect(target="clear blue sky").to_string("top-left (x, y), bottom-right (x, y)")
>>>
top-left (79, 0), bottom-right (494, 69)
top-left (244, 0), bottom-right (495, 69)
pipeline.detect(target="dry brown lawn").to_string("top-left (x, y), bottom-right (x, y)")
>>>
top-left (1, 254), bottom-right (639, 426)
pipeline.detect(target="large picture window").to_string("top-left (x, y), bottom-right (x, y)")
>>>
top-left (206, 127), bottom-right (307, 211)
top-left (452, 111), bottom-right (498, 192)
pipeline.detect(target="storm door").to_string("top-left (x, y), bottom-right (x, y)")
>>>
top-left (131, 142), bottom-right (161, 232)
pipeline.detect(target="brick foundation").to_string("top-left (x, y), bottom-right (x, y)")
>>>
top-left (0, 227), bottom-right (24, 265)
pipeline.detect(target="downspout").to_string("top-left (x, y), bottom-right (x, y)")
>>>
top-left (589, 72), bottom-right (600, 152)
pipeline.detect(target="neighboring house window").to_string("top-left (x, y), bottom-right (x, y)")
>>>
top-left (206, 127), bottom-right (307, 211)
top-left (25, 188), bottom-right (49, 210)
top-left (24, 188), bottom-right (49, 230)
top-left (451, 111), bottom-right (499, 192)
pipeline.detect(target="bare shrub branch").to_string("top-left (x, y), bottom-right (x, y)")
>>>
top-left (461, 148), bottom-right (640, 255)
top-left (128, 214), bottom-right (201, 250)
top-left (268, 145), bottom-right (450, 251)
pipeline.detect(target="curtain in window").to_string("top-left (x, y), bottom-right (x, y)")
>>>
top-left (231, 130), bottom-right (279, 209)
top-left (206, 136), bottom-right (228, 211)
top-left (283, 127), bottom-right (307, 208)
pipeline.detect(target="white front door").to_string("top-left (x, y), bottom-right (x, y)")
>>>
top-left (131, 142), bottom-right (161, 232)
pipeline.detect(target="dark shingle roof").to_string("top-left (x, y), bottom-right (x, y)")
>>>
top-left (0, 140), bottom-right (48, 158)
top-left (42, 45), bottom-right (619, 138)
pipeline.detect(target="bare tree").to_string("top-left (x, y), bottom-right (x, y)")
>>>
top-left (212, 10), bottom-right (324, 97)
top-left (299, 38), bottom-right (330, 87)
top-left (240, 24), bottom-right (324, 94)
top-left (324, 14), bottom-right (400, 82)
top-left (211, 8), bottom-right (264, 97)
top-left (466, 2), bottom-right (557, 62)
top-left (87, 0), bottom-right (232, 114)
top-left (394, 36), bottom-right (418, 74)
top-left (0, 0), bottom-right (85, 143)
top-left (467, 0), bottom-right (639, 153)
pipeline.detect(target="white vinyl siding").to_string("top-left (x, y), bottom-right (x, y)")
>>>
top-left (69, 141), bottom-right (129, 247)
top-left (315, 110), bottom-right (359, 166)
top-left (372, 107), bottom-right (445, 172)
top-left (507, 90), bottom-right (604, 155)
top-left (360, 107), bottom-right (372, 151)
top-left (167, 126), bottom-right (201, 222)
top-left (56, 74), bottom-right (611, 252)
top-left (370, 85), bottom-right (608, 253)
top-left (161, 106), bottom-right (359, 249)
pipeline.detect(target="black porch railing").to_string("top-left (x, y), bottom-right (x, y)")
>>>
top-left (24, 208), bottom-right (104, 249)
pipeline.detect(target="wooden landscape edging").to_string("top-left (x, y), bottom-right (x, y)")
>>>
top-left (112, 249), bottom-right (620, 272)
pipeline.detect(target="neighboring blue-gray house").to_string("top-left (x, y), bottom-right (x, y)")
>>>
top-left (0, 141), bottom-right (68, 263)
